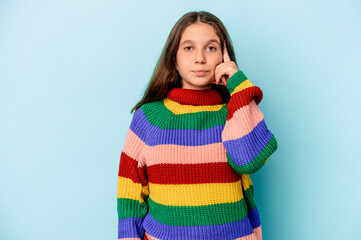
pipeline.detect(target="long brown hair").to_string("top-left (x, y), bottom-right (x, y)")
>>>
top-left (130, 11), bottom-right (238, 114)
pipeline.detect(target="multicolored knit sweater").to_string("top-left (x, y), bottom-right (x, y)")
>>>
top-left (117, 70), bottom-right (278, 240)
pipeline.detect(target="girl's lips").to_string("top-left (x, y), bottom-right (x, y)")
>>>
top-left (193, 70), bottom-right (208, 76)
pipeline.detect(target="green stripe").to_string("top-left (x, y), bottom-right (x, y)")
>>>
top-left (117, 198), bottom-right (148, 219)
top-left (141, 100), bottom-right (228, 130)
top-left (243, 186), bottom-right (256, 210)
top-left (117, 190), bottom-right (256, 224)
top-left (226, 70), bottom-right (248, 95)
top-left (228, 134), bottom-right (278, 174)
top-left (147, 196), bottom-right (249, 226)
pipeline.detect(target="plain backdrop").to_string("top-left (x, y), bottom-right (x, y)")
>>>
top-left (1, 0), bottom-right (360, 239)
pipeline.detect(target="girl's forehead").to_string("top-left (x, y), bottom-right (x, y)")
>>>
top-left (182, 24), bottom-right (217, 34)
top-left (179, 38), bottom-right (221, 46)
top-left (180, 24), bottom-right (220, 42)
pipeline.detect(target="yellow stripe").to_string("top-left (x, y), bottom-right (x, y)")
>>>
top-left (231, 79), bottom-right (254, 97)
top-left (163, 98), bottom-right (226, 114)
top-left (241, 174), bottom-right (252, 191)
top-left (148, 180), bottom-right (244, 206)
top-left (264, 157), bottom-right (269, 165)
top-left (117, 176), bottom-right (149, 203)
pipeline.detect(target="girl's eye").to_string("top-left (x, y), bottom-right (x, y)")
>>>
top-left (184, 46), bottom-right (217, 51)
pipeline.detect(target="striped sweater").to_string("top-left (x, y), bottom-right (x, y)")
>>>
top-left (117, 70), bottom-right (278, 240)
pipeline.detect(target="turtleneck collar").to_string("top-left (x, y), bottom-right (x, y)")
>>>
top-left (166, 86), bottom-right (225, 105)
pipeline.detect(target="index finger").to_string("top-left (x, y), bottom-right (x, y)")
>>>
top-left (223, 40), bottom-right (231, 62)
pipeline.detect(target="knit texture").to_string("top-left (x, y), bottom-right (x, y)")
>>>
top-left (117, 70), bottom-right (278, 240)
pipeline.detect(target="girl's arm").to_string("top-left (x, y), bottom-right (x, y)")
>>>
top-left (117, 108), bottom-right (149, 240)
top-left (221, 70), bottom-right (278, 174)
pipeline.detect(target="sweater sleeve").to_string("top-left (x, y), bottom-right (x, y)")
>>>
top-left (117, 108), bottom-right (149, 240)
top-left (221, 70), bottom-right (278, 174)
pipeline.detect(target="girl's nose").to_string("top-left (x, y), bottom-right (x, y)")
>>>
top-left (195, 50), bottom-right (206, 63)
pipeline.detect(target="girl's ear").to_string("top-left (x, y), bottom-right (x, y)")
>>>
top-left (175, 61), bottom-right (178, 70)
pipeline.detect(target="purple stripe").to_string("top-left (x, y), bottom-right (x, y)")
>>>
top-left (143, 214), bottom-right (254, 239)
top-left (118, 217), bottom-right (144, 239)
top-left (131, 108), bottom-right (224, 146)
top-left (248, 207), bottom-right (261, 229)
top-left (223, 119), bottom-right (273, 166)
top-left (147, 125), bottom-right (224, 146)
top-left (129, 108), bottom-right (153, 142)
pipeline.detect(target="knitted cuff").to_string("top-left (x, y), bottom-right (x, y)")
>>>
top-left (226, 70), bottom-right (263, 106)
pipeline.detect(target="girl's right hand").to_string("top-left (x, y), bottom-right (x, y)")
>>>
top-left (214, 40), bottom-right (239, 86)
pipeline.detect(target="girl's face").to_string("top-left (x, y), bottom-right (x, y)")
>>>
top-left (175, 23), bottom-right (223, 90)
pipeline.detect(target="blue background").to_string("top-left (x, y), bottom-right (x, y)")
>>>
top-left (1, 0), bottom-right (360, 239)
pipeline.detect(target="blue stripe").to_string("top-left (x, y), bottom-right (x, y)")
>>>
top-left (248, 207), bottom-right (261, 229)
top-left (223, 119), bottom-right (273, 166)
top-left (118, 217), bottom-right (144, 239)
top-left (130, 108), bottom-right (225, 146)
top-left (129, 108), bottom-right (153, 143)
top-left (143, 213), bottom-right (255, 239)
top-left (147, 125), bottom-right (224, 146)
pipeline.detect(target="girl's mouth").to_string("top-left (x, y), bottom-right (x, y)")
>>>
top-left (193, 70), bottom-right (208, 76)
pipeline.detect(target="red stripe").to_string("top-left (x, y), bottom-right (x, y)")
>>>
top-left (138, 165), bottom-right (148, 186)
top-left (144, 232), bottom-right (149, 240)
top-left (227, 86), bottom-right (263, 120)
top-left (118, 152), bottom-right (143, 184)
top-left (147, 162), bottom-right (241, 184)
top-left (167, 87), bottom-right (224, 105)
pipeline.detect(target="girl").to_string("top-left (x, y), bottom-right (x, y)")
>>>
top-left (117, 11), bottom-right (278, 240)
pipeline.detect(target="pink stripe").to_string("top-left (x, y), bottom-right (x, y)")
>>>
top-left (146, 142), bottom-right (228, 166)
top-left (253, 226), bottom-right (262, 240)
top-left (122, 129), bottom-right (147, 162)
top-left (145, 228), bottom-right (261, 240)
top-left (234, 232), bottom-right (257, 240)
top-left (222, 99), bottom-right (264, 142)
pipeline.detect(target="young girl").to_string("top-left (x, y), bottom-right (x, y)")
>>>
top-left (117, 11), bottom-right (278, 240)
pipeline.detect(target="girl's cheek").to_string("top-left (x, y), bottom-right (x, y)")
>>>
top-left (214, 59), bottom-right (223, 68)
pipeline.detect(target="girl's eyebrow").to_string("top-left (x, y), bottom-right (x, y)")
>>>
top-left (180, 39), bottom-right (220, 46)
